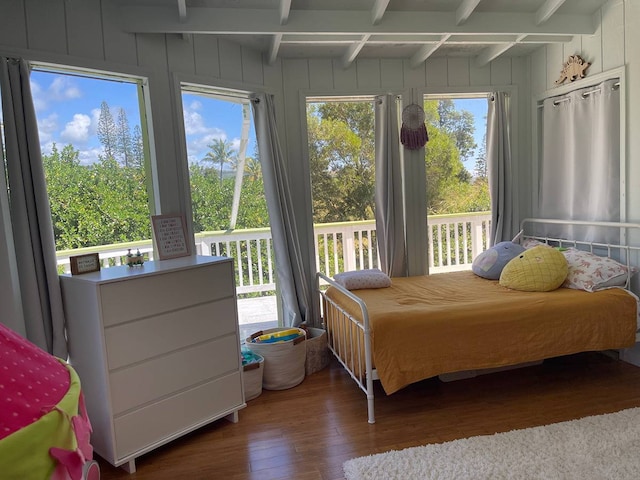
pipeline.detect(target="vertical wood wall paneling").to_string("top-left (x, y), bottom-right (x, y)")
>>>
top-left (512, 56), bottom-right (531, 220)
top-left (402, 60), bottom-right (427, 89)
top-left (241, 46), bottom-right (264, 85)
top-left (563, 35), bottom-right (583, 62)
top-left (425, 57), bottom-right (448, 86)
top-left (380, 59), bottom-right (404, 88)
top-left (66, 0), bottom-right (104, 60)
top-left (356, 59), bottom-right (381, 89)
top-left (262, 57), bottom-right (283, 93)
top-left (218, 38), bottom-right (243, 82)
top-left (625, 0), bottom-right (640, 231)
top-left (545, 43), bottom-right (564, 89)
top-left (331, 59), bottom-right (358, 91)
top-left (582, 10), bottom-right (603, 76)
top-left (167, 35), bottom-right (196, 75)
top-left (601, 0), bottom-right (625, 71)
top-left (101, 1), bottom-right (138, 66)
top-left (136, 34), bottom-right (184, 215)
top-left (308, 59), bottom-right (334, 90)
top-left (489, 57), bottom-right (512, 85)
top-left (193, 36), bottom-right (221, 78)
top-left (529, 47), bottom-right (547, 95)
top-left (447, 57), bottom-right (471, 87)
top-left (0, 0), bottom-right (28, 49)
top-left (24, 0), bottom-right (67, 54)
top-left (470, 62), bottom-right (491, 87)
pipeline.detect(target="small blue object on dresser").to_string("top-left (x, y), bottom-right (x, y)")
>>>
top-left (472, 241), bottom-right (525, 280)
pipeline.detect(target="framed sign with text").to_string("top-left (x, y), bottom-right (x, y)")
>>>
top-left (151, 214), bottom-right (191, 260)
top-left (69, 253), bottom-right (101, 275)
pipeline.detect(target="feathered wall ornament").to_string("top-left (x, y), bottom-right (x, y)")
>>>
top-left (400, 104), bottom-right (428, 150)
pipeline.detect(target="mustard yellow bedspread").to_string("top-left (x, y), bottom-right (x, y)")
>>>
top-left (326, 271), bottom-right (637, 395)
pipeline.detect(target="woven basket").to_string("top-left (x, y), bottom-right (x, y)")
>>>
top-left (242, 353), bottom-right (264, 401)
top-left (302, 326), bottom-right (330, 375)
top-left (245, 328), bottom-right (307, 390)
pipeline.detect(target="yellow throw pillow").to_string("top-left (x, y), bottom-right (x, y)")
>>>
top-left (499, 245), bottom-right (568, 292)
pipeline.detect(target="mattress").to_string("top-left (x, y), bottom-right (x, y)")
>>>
top-left (326, 271), bottom-right (637, 394)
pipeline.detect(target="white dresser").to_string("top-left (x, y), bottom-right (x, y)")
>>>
top-left (60, 255), bottom-right (245, 473)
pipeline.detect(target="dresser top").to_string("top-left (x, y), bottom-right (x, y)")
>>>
top-left (60, 255), bottom-right (231, 284)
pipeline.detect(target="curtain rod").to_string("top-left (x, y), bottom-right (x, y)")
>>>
top-left (537, 80), bottom-right (620, 108)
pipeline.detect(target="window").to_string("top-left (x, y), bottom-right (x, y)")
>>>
top-left (180, 85), bottom-right (274, 337)
top-left (306, 97), bottom-right (377, 276)
top-left (423, 95), bottom-right (491, 271)
top-left (30, 66), bottom-right (154, 268)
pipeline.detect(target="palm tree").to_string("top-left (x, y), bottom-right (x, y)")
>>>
top-left (203, 138), bottom-right (236, 184)
top-left (244, 157), bottom-right (262, 182)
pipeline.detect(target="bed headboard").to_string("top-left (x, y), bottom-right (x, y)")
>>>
top-left (520, 218), bottom-right (640, 289)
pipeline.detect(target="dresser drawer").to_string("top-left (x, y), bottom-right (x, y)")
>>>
top-left (100, 261), bottom-right (234, 327)
top-left (110, 335), bottom-right (240, 415)
top-left (105, 298), bottom-right (237, 370)
top-left (114, 372), bottom-right (243, 459)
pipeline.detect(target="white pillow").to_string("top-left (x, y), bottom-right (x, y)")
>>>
top-left (562, 248), bottom-right (635, 292)
top-left (333, 268), bottom-right (391, 290)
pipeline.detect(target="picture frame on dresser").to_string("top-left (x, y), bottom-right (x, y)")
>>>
top-left (69, 253), bottom-right (101, 275)
top-left (151, 214), bottom-right (190, 260)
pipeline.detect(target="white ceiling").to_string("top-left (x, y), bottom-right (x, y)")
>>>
top-left (113, 0), bottom-right (608, 68)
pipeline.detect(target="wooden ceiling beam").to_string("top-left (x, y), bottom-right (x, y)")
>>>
top-left (536, 0), bottom-right (568, 25)
top-left (410, 34), bottom-right (450, 68)
top-left (475, 34), bottom-right (527, 67)
top-left (342, 35), bottom-right (370, 69)
top-left (372, 0), bottom-right (391, 25)
top-left (120, 7), bottom-right (597, 38)
top-left (456, 0), bottom-right (483, 26)
top-left (279, 0), bottom-right (292, 25)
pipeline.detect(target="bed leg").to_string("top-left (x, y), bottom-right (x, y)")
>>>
top-left (367, 394), bottom-right (375, 424)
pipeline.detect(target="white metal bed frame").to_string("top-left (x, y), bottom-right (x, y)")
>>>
top-left (317, 218), bottom-right (640, 424)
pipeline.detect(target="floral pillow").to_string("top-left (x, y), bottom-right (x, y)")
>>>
top-left (562, 248), bottom-right (635, 292)
top-left (333, 268), bottom-right (392, 290)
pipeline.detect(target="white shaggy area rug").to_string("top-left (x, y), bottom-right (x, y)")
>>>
top-left (343, 408), bottom-right (640, 480)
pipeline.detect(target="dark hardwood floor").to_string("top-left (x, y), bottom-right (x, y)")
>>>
top-left (97, 352), bottom-right (640, 480)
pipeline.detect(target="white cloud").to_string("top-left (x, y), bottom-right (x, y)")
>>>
top-left (61, 114), bottom-right (92, 143)
top-left (189, 100), bottom-right (202, 111)
top-left (37, 114), bottom-right (59, 144)
top-left (183, 109), bottom-right (211, 135)
top-left (49, 76), bottom-right (82, 101)
top-left (77, 147), bottom-right (104, 166)
top-left (30, 81), bottom-right (48, 112)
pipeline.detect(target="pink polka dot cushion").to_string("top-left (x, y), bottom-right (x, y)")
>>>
top-left (0, 324), bottom-right (70, 440)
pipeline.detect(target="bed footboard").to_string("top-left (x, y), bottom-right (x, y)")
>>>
top-left (317, 272), bottom-right (376, 424)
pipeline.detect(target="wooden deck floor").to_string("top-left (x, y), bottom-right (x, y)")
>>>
top-left (97, 351), bottom-right (640, 480)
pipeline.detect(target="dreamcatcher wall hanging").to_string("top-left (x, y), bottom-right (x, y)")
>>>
top-left (400, 104), bottom-right (429, 150)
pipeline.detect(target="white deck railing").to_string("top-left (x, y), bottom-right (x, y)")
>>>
top-left (56, 212), bottom-right (491, 294)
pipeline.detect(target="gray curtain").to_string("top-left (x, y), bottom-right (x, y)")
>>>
top-left (487, 92), bottom-right (517, 245)
top-left (538, 78), bottom-right (620, 242)
top-left (0, 57), bottom-right (67, 358)
top-left (250, 93), bottom-right (317, 327)
top-left (374, 94), bottom-right (407, 277)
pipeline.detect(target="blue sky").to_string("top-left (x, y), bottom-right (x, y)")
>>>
top-left (25, 69), bottom-right (485, 172)
top-left (28, 69), bottom-right (252, 166)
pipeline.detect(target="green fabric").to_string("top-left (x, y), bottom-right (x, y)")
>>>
top-left (0, 361), bottom-right (81, 480)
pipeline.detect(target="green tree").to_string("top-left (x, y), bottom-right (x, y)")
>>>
top-left (97, 101), bottom-right (117, 159)
top-left (116, 107), bottom-right (132, 167)
top-left (131, 125), bottom-right (144, 168)
top-left (203, 138), bottom-right (236, 184)
top-left (307, 101), bottom-right (375, 223)
top-left (436, 99), bottom-right (477, 163)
